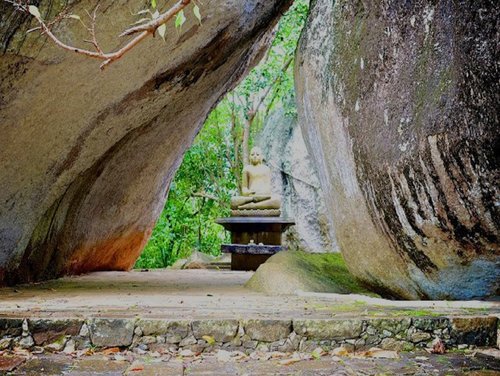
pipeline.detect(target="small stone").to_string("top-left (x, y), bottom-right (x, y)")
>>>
top-left (32, 346), bottom-right (44, 354)
top-left (458, 344), bottom-right (468, 350)
top-left (19, 335), bottom-right (34, 349)
top-left (231, 336), bottom-right (242, 347)
top-left (413, 318), bottom-right (449, 331)
top-left (140, 336), bottom-right (156, 345)
top-left (89, 319), bottom-right (134, 347)
top-left (256, 343), bottom-right (269, 352)
top-left (354, 338), bottom-right (366, 348)
top-left (156, 336), bottom-right (166, 344)
top-left (79, 323), bottom-right (90, 337)
top-left (410, 332), bottom-right (432, 343)
top-left (243, 340), bottom-right (258, 349)
top-left (342, 343), bottom-right (355, 353)
top-left (179, 349), bottom-right (194, 357)
top-left (133, 347), bottom-right (147, 355)
top-left (380, 338), bottom-right (406, 351)
top-left (192, 320), bottom-right (239, 343)
top-left (381, 330), bottom-right (392, 338)
top-left (369, 318), bottom-right (412, 335)
top-left (134, 327), bottom-right (143, 336)
top-left (180, 335), bottom-right (197, 347)
top-left (29, 319), bottom-right (82, 346)
top-left (22, 319), bottom-right (29, 335)
top-left (243, 320), bottom-right (291, 342)
top-left (45, 336), bottom-right (67, 352)
top-left (63, 339), bottom-right (76, 354)
top-left (238, 325), bottom-right (245, 337)
top-left (299, 340), bottom-right (319, 353)
top-left (216, 349), bottom-right (232, 362)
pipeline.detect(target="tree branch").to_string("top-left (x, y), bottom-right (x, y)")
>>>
top-left (4, 0), bottom-right (192, 69)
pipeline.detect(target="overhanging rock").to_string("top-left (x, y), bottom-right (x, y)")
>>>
top-left (0, 0), bottom-right (291, 284)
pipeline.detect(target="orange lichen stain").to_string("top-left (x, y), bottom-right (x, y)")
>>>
top-left (63, 228), bottom-right (153, 275)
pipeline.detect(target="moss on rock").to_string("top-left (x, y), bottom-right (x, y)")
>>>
top-left (245, 250), bottom-right (376, 296)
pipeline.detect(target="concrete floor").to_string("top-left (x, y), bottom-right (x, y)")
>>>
top-left (0, 269), bottom-right (498, 320)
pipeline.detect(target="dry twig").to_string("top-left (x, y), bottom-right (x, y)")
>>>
top-left (4, 0), bottom-right (191, 69)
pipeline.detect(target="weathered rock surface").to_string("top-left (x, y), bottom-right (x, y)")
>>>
top-left (246, 250), bottom-right (373, 296)
top-left (296, 0), bottom-right (499, 299)
top-left (257, 106), bottom-right (337, 253)
top-left (0, 0), bottom-right (291, 284)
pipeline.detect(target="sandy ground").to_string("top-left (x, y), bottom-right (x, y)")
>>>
top-left (0, 269), bottom-right (498, 319)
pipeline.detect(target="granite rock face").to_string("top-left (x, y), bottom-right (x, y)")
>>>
top-left (257, 106), bottom-right (337, 253)
top-left (0, 0), bottom-right (291, 284)
top-left (295, 0), bottom-right (499, 299)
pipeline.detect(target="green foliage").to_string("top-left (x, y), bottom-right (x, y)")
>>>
top-left (135, 0), bottom-right (309, 269)
top-left (235, 0), bottom-right (309, 117)
top-left (135, 109), bottom-right (236, 269)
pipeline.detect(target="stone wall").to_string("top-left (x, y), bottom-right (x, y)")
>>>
top-left (1, 316), bottom-right (497, 353)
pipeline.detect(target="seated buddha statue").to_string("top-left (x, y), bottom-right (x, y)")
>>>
top-left (230, 147), bottom-right (281, 216)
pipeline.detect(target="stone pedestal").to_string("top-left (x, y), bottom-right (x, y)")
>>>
top-left (216, 217), bottom-right (295, 271)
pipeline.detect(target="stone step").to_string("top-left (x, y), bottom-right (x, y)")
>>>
top-left (1, 315), bottom-right (497, 354)
top-left (221, 244), bottom-right (285, 254)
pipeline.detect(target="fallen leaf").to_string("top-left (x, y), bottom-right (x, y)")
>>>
top-left (202, 335), bottom-right (215, 345)
top-left (102, 347), bottom-right (120, 355)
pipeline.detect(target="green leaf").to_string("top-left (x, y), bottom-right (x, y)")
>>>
top-left (175, 10), bottom-right (186, 29)
top-left (28, 5), bottom-right (41, 19)
top-left (193, 5), bottom-right (201, 25)
top-left (202, 335), bottom-right (215, 345)
top-left (157, 23), bottom-right (166, 41)
top-left (151, 0), bottom-right (157, 9)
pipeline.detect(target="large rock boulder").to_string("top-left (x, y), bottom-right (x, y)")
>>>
top-left (246, 250), bottom-right (373, 296)
top-left (296, 0), bottom-right (499, 299)
top-left (257, 106), bottom-right (337, 253)
top-left (0, 0), bottom-right (291, 284)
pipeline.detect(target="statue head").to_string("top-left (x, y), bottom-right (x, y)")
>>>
top-left (249, 147), bottom-right (264, 166)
